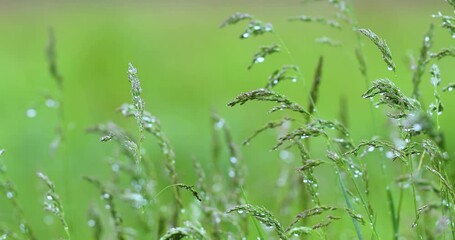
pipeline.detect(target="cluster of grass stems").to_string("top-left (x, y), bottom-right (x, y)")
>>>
top-left (2, 0), bottom-right (455, 239)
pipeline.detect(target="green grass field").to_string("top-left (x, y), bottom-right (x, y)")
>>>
top-left (1, 1), bottom-right (455, 239)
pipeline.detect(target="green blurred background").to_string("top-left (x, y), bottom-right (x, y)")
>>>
top-left (1, 0), bottom-right (454, 239)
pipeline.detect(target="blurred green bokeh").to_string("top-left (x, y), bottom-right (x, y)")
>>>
top-left (0, 1), bottom-right (454, 239)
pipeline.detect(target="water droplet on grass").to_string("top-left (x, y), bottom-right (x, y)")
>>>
top-left (255, 57), bottom-right (265, 63)
top-left (87, 219), bottom-right (96, 227)
top-left (6, 192), bottom-right (13, 199)
top-left (26, 108), bottom-right (37, 118)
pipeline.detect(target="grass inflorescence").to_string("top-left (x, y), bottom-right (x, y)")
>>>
top-left (2, 1), bottom-right (455, 240)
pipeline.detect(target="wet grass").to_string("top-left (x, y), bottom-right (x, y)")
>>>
top-left (1, 1), bottom-right (455, 239)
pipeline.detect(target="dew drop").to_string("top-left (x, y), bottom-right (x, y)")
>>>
top-left (255, 57), bottom-right (265, 63)
top-left (111, 164), bottom-right (120, 172)
top-left (6, 192), bottom-right (13, 199)
top-left (291, 78), bottom-right (297, 83)
top-left (387, 66), bottom-right (393, 71)
top-left (26, 108), bottom-right (37, 118)
top-left (87, 219), bottom-right (96, 227)
top-left (237, 210), bottom-right (244, 214)
top-left (412, 124), bottom-right (422, 132)
top-left (228, 170), bottom-right (236, 178)
top-left (367, 146), bottom-right (375, 152)
top-left (230, 156), bottom-right (238, 164)
top-left (45, 99), bottom-right (57, 108)
top-left (242, 33), bottom-right (250, 38)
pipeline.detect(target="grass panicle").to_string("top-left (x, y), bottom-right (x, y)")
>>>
top-left (411, 24), bottom-right (434, 99)
top-left (219, 12), bottom-right (254, 28)
top-left (242, 118), bottom-right (294, 146)
top-left (358, 28), bottom-right (396, 71)
top-left (432, 12), bottom-right (455, 38)
top-left (226, 204), bottom-right (287, 239)
top-left (431, 47), bottom-right (455, 60)
top-left (355, 48), bottom-right (367, 78)
top-left (83, 177), bottom-right (125, 240)
top-left (87, 206), bottom-right (103, 240)
top-left (362, 78), bottom-right (419, 114)
top-left (228, 88), bottom-right (310, 117)
top-left (117, 103), bottom-right (183, 222)
top-left (315, 37), bottom-right (341, 47)
top-left (307, 56), bottom-right (324, 118)
top-left (240, 20), bottom-right (273, 39)
top-left (211, 113), bottom-right (244, 205)
top-left (288, 15), bottom-right (342, 29)
top-left (175, 184), bottom-right (202, 202)
top-left (46, 27), bottom-right (63, 89)
top-left (0, 150), bottom-right (36, 240)
top-left (160, 225), bottom-right (206, 240)
top-left (285, 206), bottom-right (337, 232)
top-left (265, 65), bottom-right (300, 89)
top-left (127, 63), bottom-right (145, 164)
top-left (37, 172), bottom-right (70, 239)
top-left (248, 44), bottom-right (280, 70)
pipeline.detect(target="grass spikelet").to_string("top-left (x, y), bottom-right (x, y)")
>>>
top-left (345, 208), bottom-right (365, 225)
top-left (307, 56), bottom-right (324, 118)
top-left (273, 127), bottom-right (326, 150)
top-left (219, 12), bottom-right (254, 28)
top-left (87, 122), bottom-right (139, 161)
top-left (265, 65), bottom-right (300, 89)
top-left (426, 166), bottom-right (455, 200)
top-left (295, 141), bottom-right (321, 205)
top-left (362, 78), bottom-right (419, 113)
top-left (228, 88), bottom-right (291, 106)
top-left (432, 12), bottom-right (455, 38)
top-left (285, 206), bottom-right (337, 232)
top-left (83, 177), bottom-right (125, 240)
top-left (430, 64), bottom-right (441, 87)
top-left (37, 172), bottom-right (70, 239)
top-left (211, 113), bottom-right (244, 204)
top-left (226, 204), bottom-right (287, 239)
top-left (286, 226), bottom-right (312, 237)
top-left (288, 15), bottom-right (342, 29)
top-left (298, 159), bottom-right (324, 172)
top-left (240, 20), bottom-right (273, 39)
top-left (248, 44), bottom-right (280, 70)
top-left (429, 64), bottom-right (444, 132)
top-left (160, 225), bottom-right (206, 240)
top-left (311, 215), bottom-right (341, 230)
top-left (344, 139), bottom-right (407, 162)
top-left (355, 48), bottom-right (367, 78)
top-left (242, 118), bottom-right (294, 145)
top-left (175, 184), bottom-right (202, 202)
top-left (315, 37), bottom-right (341, 47)
top-left (411, 24), bottom-right (434, 99)
top-left (411, 204), bottom-right (439, 228)
top-left (431, 48), bottom-right (455, 60)
top-left (127, 63), bottom-right (145, 164)
top-left (358, 28), bottom-right (396, 71)
top-left (228, 89), bottom-right (309, 117)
